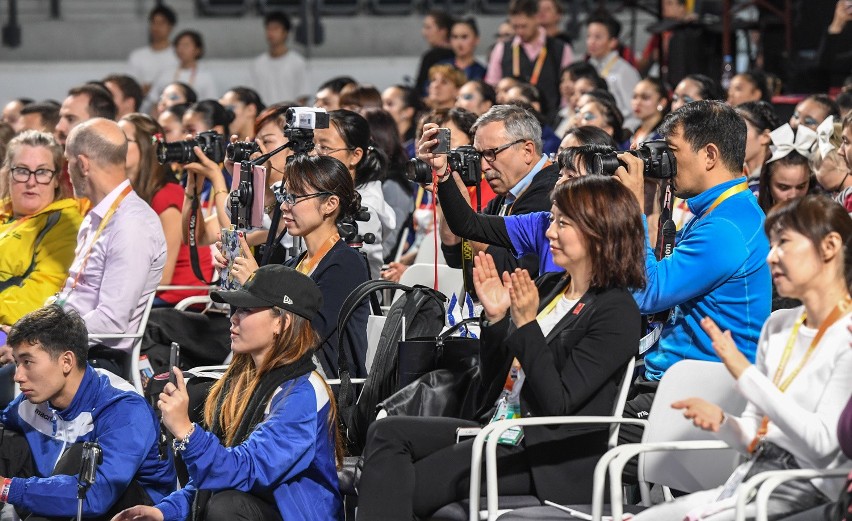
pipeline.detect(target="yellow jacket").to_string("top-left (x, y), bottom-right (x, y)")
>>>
top-left (0, 198), bottom-right (83, 324)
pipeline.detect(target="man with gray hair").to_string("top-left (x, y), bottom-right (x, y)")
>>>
top-left (420, 103), bottom-right (559, 278)
top-left (60, 118), bottom-right (166, 375)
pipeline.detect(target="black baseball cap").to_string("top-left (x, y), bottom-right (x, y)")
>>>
top-left (210, 265), bottom-right (323, 321)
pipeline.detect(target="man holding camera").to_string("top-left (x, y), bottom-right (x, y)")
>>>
top-left (0, 305), bottom-right (175, 520)
top-left (421, 104), bottom-right (559, 280)
top-left (615, 100), bottom-right (771, 444)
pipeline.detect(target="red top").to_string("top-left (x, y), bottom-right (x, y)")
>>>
top-left (151, 183), bottom-right (213, 305)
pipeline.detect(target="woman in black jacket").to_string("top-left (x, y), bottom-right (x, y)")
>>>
top-left (356, 175), bottom-right (646, 519)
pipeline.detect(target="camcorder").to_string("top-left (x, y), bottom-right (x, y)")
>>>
top-left (407, 140), bottom-right (482, 188)
top-left (157, 130), bottom-right (226, 165)
top-left (592, 140), bottom-right (677, 179)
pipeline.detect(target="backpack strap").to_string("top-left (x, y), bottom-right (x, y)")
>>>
top-left (0, 211), bottom-right (61, 292)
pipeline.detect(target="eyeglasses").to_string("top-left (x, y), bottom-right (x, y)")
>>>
top-left (275, 188), bottom-right (332, 207)
top-left (10, 166), bottom-right (57, 184)
top-left (478, 139), bottom-right (525, 163)
top-left (313, 143), bottom-right (354, 156)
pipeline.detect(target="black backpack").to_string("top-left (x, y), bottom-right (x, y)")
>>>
top-left (335, 279), bottom-right (446, 454)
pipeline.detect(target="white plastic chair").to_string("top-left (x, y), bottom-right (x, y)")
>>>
top-left (467, 357), bottom-right (641, 521)
top-left (734, 467), bottom-right (851, 521)
top-left (87, 291), bottom-right (156, 395)
top-left (413, 231), bottom-right (447, 265)
top-left (482, 360), bottom-right (747, 521)
top-left (395, 263), bottom-right (463, 303)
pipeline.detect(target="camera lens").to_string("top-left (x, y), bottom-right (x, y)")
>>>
top-left (592, 153), bottom-right (623, 176)
top-left (406, 158), bottom-right (434, 184)
top-left (226, 141), bottom-right (260, 163)
top-left (157, 140), bottom-right (197, 165)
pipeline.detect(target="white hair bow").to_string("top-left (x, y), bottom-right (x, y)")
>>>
top-left (816, 115), bottom-right (836, 159)
top-left (767, 123), bottom-right (817, 163)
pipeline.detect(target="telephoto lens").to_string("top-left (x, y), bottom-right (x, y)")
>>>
top-left (156, 131), bottom-right (226, 165)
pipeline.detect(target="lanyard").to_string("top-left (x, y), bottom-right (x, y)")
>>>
top-left (512, 44), bottom-right (548, 86)
top-left (599, 53), bottom-right (619, 77)
top-left (56, 185), bottom-right (133, 304)
top-left (0, 215), bottom-right (34, 243)
top-left (747, 297), bottom-right (852, 453)
top-left (703, 181), bottom-right (748, 217)
top-left (537, 285), bottom-right (569, 321)
top-left (296, 233), bottom-right (339, 275)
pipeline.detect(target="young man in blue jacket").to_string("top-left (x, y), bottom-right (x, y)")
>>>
top-left (614, 100), bottom-right (771, 445)
top-left (0, 305), bottom-right (176, 520)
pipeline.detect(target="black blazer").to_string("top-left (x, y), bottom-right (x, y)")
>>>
top-left (441, 163), bottom-right (559, 279)
top-left (286, 240), bottom-right (370, 379)
top-left (479, 273), bottom-right (641, 504)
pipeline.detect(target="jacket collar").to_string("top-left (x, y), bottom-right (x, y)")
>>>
top-left (686, 177), bottom-right (748, 217)
top-left (52, 365), bottom-right (97, 421)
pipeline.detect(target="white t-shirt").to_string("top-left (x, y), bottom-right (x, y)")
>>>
top-left (250, 51), bottom-right (310, 104)
top-left (148, 64), bottom-right (219, 107)
top-left (717, 305), bottom-right (852, 497)
top-left (127, 45), bottom-right (179, 87)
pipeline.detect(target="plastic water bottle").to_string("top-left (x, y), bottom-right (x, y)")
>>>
top-left (721, 55), bottom-right (734, 91)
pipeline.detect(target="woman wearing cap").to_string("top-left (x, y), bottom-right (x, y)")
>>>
top-left (112, 264), bottom-right (344, 521)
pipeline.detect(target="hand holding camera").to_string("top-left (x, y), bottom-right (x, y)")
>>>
top-left (417, 124), bottom-right (450, 175)
top-left (613, 152), bottom-right (648, 212)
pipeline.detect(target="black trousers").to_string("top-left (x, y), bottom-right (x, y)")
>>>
top-left (204, 490), bottom-right (283, 521)
top-left (356, 416), bottom-right (535, 520)
top-left (617, 376), bottom-right (660, 483)
top-left (0, 430), bottom-right (152, 521)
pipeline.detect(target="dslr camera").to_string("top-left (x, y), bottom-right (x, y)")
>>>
top-left (407, 145), bottom-right (482, 187)
top-left (592, 140), bottom-right (676, 179)
top-left (157, 130), bottom-right (226, 165)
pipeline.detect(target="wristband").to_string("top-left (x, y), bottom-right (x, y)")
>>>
top-left (0, 477), bottom-right (12, 503)
top-left (172, 423), bottom-right (196, 452)
top-left (436, 165), bottom-right (452, 183)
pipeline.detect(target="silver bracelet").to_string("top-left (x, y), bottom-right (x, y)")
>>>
top-left (172, 423), bottom-right (196, 452)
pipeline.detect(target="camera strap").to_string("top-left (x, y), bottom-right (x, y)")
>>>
top-left (655, 179), bottom-right (676, 260)
top-left (187, 189), bottom-right (212, 285)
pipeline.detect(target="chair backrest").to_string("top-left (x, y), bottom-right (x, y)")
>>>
top-left (413, 231), bottom-right (447, 265)
top-left (607, 356), bottom-right (636, 448)
top-left (124, 291), bottom-right (157, 394)
top-left (395, 263), bottom-right (462, 303)
top-left (639, 360), bottom-right (747, 492)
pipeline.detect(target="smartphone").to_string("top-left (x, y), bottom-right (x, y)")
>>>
top-left (456, 427), bottom-right (482, 443)
top-left (168, 342), bottom-right (180, 386)
top-left (231, 163), bottom-right (268, 229)
top-left (433, 128), bottom-right (451, 154)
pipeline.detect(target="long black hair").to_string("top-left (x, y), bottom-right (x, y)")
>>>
top-left (328, 109), bottom-right (388, 187)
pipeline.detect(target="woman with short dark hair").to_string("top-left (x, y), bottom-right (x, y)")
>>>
top-left (357, 175), bottom-right (645, 519)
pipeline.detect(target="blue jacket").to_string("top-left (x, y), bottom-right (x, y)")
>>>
top-left (635, 178), bottom-right (771, 380)
top-left (156, 373), bottom-right (343, 521)
top-left (1, 367), bottom-right (176, 517)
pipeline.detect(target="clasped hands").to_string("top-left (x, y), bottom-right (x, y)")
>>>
top-left (472, 252), bottom-right (538, 328)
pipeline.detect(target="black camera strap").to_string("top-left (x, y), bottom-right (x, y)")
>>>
top-left (655, 179), bottom-right (676, 260)
top-left (187, 186), bottom-right (212, 285)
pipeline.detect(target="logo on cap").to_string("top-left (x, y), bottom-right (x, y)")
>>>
top-left (283, 295), bottom-right (294, 305)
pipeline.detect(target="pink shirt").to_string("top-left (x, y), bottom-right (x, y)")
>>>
top-left (485, 27), bottom-right (573, 86)
top-left (62, 180), bottom-right (166, 352)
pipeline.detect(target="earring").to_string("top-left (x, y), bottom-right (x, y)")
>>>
top-left (657, 104), bottom-right (665, 112)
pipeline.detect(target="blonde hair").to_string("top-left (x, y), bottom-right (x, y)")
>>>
top-left (1, 130), bottom-right (67, 201)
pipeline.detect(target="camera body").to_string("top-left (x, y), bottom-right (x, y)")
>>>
top-left (593, 140), bottom-right (676, 179)
top-left (407, 146), bottom-right (481, 187)
top-left (286, 107), bottom-right (330, 130)
top-left (226, 141), bottom-right (260, 163)
top-left (157, 130), bottom-right (226, 165)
